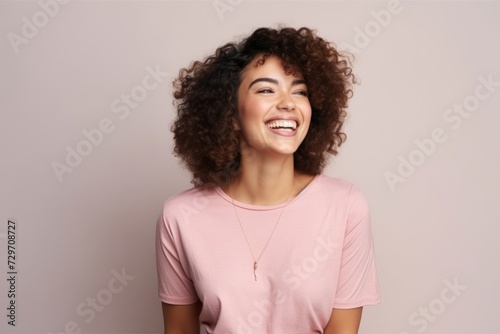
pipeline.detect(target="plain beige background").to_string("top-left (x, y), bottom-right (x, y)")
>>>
top-left (1, 0), bottom-right (499, 333)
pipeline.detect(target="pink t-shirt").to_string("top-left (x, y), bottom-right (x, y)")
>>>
top-left (156, 174), bottom-right (380, 333)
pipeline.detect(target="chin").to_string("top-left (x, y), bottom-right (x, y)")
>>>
top-left (271, 146), bottom-right (300, 156)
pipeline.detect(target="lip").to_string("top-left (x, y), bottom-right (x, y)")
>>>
top-left (266, 126), bottom-right (298, 137)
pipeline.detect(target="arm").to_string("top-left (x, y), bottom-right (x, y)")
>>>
top-left (161, 301), bottom-right (202, 334)
top-left (323, 307), bottom-right (363, 334)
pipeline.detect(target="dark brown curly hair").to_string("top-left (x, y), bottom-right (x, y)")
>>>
top-left (171, 26), bottom-right (355, 187)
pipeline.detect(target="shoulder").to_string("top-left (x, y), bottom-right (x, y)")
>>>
top-left (162, 186), bottom-right (217, 212)
top-left (314, 174), bottom-right (369, 212)
top-left (314, 174), bottom-right (362, 197)
top-left (163, 186), bottom-right (206, 206)
top-left (315, 174), bottom-right (354, 191)
top-left (159, 186), bottom-right (219, 224)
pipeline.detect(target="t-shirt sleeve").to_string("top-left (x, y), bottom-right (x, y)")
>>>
top-left (333, 186), bottom-right (381, 308)
top-left (155, 204), bottom-right (199, 305)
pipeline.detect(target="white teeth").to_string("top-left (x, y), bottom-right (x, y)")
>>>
top-left (266, 120), bottom-right (297, 130)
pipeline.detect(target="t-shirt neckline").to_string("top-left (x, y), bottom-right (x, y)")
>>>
top-left (215, 174), bottom-right (322, 211)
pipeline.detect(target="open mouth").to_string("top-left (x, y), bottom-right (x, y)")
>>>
top-left (265, 120), bottom-right (298, 132)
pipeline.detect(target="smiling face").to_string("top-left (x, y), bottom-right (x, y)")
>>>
top-left (235, 55), bottom-right (312, 157)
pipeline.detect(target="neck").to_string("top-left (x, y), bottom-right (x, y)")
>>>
top-left (230, 150), bottom-right (296, 206)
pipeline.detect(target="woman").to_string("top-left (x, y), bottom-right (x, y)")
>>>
top-left (156, 26), bottom-right (380, 333)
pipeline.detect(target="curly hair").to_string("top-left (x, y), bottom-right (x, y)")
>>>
top-left (171, 26), bottom-right (355, 187)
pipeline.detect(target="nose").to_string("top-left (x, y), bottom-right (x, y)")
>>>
top-left (277, 93), bottom-right (296, 111)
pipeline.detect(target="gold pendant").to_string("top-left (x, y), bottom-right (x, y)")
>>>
top-left (253, 262), bottom-right (258, 281)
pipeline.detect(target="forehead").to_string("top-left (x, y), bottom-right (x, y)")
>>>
top-left (240, 55), bottom-right (303, 82)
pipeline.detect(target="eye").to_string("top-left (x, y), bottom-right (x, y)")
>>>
top-left (257, 88), bottom-right (274, 94)
top-left (295, 90), bottom-right (308, 97)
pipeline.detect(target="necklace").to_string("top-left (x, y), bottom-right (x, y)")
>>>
top-left (229, 180), bottom-right (295, 281)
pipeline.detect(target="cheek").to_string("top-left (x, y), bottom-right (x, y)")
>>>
top-left (302, 104), bottom-right (312, 126)
top-left (239, 99), bottom-right (267, 124)
top-left (236, 102), bottom-right (262, 139)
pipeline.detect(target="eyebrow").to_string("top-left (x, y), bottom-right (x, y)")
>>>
top-left (248, 78), bottom-right (306, 90)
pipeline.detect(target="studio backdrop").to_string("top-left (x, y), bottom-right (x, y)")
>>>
top-left (1, 0), bottom-right (499, 333)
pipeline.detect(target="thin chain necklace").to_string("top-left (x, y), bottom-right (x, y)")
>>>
top-left (229, 179), bottom-right (295, 281)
